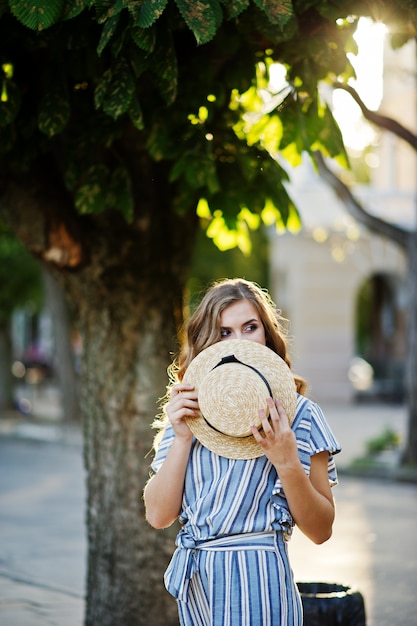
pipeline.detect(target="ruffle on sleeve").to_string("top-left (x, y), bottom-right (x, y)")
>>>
top-left (270, 492), bottom-right (295, 539)
top-left (272, 396), bottom-right (341, 495)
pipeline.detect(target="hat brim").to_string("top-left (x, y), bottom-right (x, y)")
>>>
top-left (183, 339), bottom-right (297, 460)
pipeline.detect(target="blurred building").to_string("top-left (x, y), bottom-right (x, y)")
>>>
top-left (270, 33), bottom-right (416, 405)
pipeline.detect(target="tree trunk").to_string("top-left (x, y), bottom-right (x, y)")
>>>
top-left (0, 145), bottom-right (198, 625)
top-left (78, 286), bottom-right (180, 625)
top-left (57, 210), bottom-right (197, 624)
top-left (403, 228), bottom-right (417, 464)
top-left (0, 319), bottom-right (14, 411)
top-left (42, 268), bottom-right (80, 422)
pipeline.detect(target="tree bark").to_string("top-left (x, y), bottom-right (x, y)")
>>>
top-left (313, 150), bottom-right (409, 249)
top-left (79, 288), bottom-right (180, 625)
top-left (333, 83), bottom-right (417, 152)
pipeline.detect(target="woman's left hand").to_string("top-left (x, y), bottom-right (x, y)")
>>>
top-left (252, 397), bottom-right (336, 545)
top-left (251, 397), bottom-right (299, 469)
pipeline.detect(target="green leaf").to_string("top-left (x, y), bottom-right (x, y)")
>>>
top-left (134, 0), bottom-right (168, 28)
top-left (128, 95), bottom-right (144, 130)
top-left (253, 0), bottom-right (293, 27)
top-left (220, 0), bottom-right (250, 19)
top-left (95, 0), bottom-right (124, 23)
top-left (0, 81), bottom-right (21, 127)
top-left (9, 0), bottom-right (65, 31)
top-left (94, 68), bottom-right (113, 110)
top-left (169, 153), bottom-right (190, 183)
top-left (38, 88), bottom-right (70, 137)
top-left (103, 59), bottom-right (135, 118)
top-left (74, 165), bottom-right (108, 215)
top-left (62, 0), bottom-right (89, 20)
top-left (149, 33), bottom-right (178, 104)
top-left (170, 150), bottom-right (219, 192)
top-left (97, 13), bottom-right (120, 56)
top-left (128, 43), bottom-right (151, 78)
top-left (130, 25), bottom-right (156, 53)
top-left (106, 166), bottom-right (134, 222)
top-left (175, 0), bottom-right (223, 44)
top-left (310, 103), bottom-right (348, 165)
top-left (278, 95), bottom-right (304, 153)
top-left (95, 58), bottom-right (136, 119)
top-left (146, 121), bottom-right (177, 160)
top-left (0, 230), bottom-right (43, 322)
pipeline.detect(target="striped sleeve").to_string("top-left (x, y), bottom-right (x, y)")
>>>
top-left (307, 399), bottom-right (341, 486)
top-left (273, 396), bottom-right (341, 495)
top-left (151, 423), bottom-right (175, 473)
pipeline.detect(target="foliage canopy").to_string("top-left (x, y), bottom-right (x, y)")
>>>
top-left (0, 0), bottom-right (415, 351)
top-left (0, 226), bottom-right (42, 324)
top-left (2, 0), bottom-right (415, 253)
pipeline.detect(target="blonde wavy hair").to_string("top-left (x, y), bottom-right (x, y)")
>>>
top-left (152, 278), bottom-right (307, 446)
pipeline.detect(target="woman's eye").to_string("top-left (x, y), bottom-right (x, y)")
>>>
top-left (220, 329), bottom-right (230, 337)
top-left (245, 325), bottom-right (257, 332)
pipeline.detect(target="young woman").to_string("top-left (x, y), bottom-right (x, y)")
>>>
top-left (144, 278), bottom-right (341, 626)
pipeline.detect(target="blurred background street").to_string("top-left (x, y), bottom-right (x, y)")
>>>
top-left (1, 398), bottom-right (416, 626)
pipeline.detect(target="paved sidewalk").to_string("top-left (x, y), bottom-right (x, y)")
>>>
top-left (1, 399), bottom-right (416, 626)
top-left (0, 436), bottom-right (86, 626)
top-left (0, 575), bottom-right (83, 626)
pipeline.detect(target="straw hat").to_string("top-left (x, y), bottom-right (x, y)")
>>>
top-left (183, 339), bottom-right (297, 460)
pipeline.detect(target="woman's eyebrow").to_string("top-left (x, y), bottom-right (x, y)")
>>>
top-left (220, 318), bottom-right (258, 330)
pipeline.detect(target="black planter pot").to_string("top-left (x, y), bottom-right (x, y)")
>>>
top-left (297, 582), bottom-right (366, 626)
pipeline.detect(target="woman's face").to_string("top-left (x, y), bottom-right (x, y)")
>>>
top-left (219, 299), bottom-right (266, 345)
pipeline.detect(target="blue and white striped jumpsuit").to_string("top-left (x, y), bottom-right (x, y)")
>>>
top-left (151, 394), bottom-right (341, 626)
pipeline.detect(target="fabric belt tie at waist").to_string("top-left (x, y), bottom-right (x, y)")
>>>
top-left (164, 531), bottom-right (279, 601)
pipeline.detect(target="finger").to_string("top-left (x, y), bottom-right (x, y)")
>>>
top-left (182, 398), bottom-right (200, 414)
top-left (266, 397), bottom-right (278, 417)
top-left (266, 398), bottom-right (280, 428)
top-left (171, 392), bottom-right (199, 411)
top-left (170, 383), bottom-right (194, 397)
top-left (274, 397), bottom-right (290, 427)
top-left (170, 394), bottom-right (200, 419)
top-left (171, 390), bottom-right (197, 404)
top-left (258, 406), bottom-right (274, 437)
top-left (251, 423), bottom-right (265, 443)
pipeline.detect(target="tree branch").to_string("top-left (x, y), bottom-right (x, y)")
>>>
top-left (333, 82), bottom-right (417, 151)
top-left (313, 150), bottom-right (410, 249)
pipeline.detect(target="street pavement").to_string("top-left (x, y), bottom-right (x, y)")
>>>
top-left (0, 397), bottom-right (416, 625)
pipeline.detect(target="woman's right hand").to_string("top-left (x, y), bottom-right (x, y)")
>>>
top-left (166, 383), bottom-right (199, 440)
top-left (144, 383), bottom-right (199, 529)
